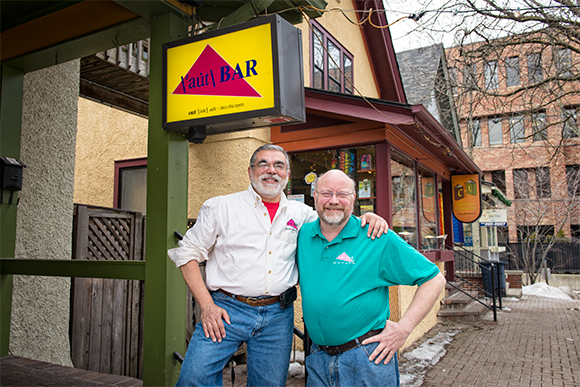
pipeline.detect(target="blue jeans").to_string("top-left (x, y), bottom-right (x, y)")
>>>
top-left (305, 343), bottom-right (400, 387)
top-left (176, 291), bottom-right (294, 387)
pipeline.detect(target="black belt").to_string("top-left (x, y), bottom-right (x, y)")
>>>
top-left (319, 329), bottom-right (383, 356)
top-left (218, 289), bottom-right (280, 307)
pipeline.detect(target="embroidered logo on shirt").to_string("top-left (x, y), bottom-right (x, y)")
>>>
top-left (335, 252), bottom-right (355, 264)
top-left (286, 219), bottom-right (298, 230)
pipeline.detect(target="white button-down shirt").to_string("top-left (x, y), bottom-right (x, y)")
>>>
top-left (168, 185), bottom-right (317, 297)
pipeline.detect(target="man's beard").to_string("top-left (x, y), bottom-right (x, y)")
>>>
top-left (251, 173), bottom-right (287, 199)
top-left (319, 206), bottom-right (348, 226)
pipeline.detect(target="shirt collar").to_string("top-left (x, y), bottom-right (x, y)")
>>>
top-left (247, 184), bottom-right (288, 208)
top-left (311, 215), bottom-right (360, 242)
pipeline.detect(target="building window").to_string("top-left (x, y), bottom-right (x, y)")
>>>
top-left (532, 111), bottom-right (548, 141)
top-left (491, 170), bottom-right (506, 194)
top-left (418, 166), bottom-right (437, 250)
top-left (566, 165), bottom-right (580, 197)
top-left (527, 53), bottom-right (543, 84)
top-left (572, 224), bottom-right (580, 240)
top-left (484, 60), bottom-right (499, 89)
top-left (391, 149), bottom-right (418, 249)
top-left (114, 158), bottom-right (147, 214)
top-left (311, 22), bottom-right (354, 94)
top-left (509, 115), bottom-right (525, 143)
top-left (562, 107), bottom-right (579, 138)
top-left (469, 118), bottom-right (481, 147)
top-left (555, 48), bottom-right (573, 78)
top-left (449, 67), bottom-right (458, 95)
top-left (463, 63), bottom-right (478, 90)
top-left (488, 117), bottom-right (503, 145)
top-left (506, 56), bottom-right (520, 87)
top-left (535, 167), bottom-right (551, 198)
top-left (513, 168), bottom-right (529, 199)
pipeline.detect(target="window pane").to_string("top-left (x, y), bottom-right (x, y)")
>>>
top-left (470, 118), bottom-right (481, 147)
top-left (120, 167), bottom-right (147, 214)
top-left (527, 53), bottom-right (543, 83)
top-left (532, 112), bottom-right (547, 141)
top-left (485, 60), bottom-right (499, 89)
top-left (313, 27), bottom-right (325, 90)
top-left (506, 56), bottom-right (520, 87)
top-left (464, 63), bottom-right (478, 90)
top-left (344, 54), bottom-right (353, 94)
top-left (491, 170), bottom-right (506, 193)
top-left (513, 169), bottom-right (529, 199)
top-left (535, 167), bottom-right (551, 198)
top-left (391, 150), bottom-right (417, 248)
top-left (563, 108), bottom-right (579, 138)
top-left (489, 117), bottom-right (503, 145)
top-left (327, 40), bottom-right (341, 92)
top-left (313, 68), bottom-right (323, 89)
top-left (418, 169), bottom-right (437, 250)
top-left (566, 165), bottom-right (580, 197)
top-left (509, 115), bottom-right (525, 143)
top-left (556, 48), bottom-right (572, 78)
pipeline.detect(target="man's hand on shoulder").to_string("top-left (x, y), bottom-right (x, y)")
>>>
top-left (360, 212), bottom-right (389, 239)
top-left (361, 320), bottom-right (409, 365)
top-left (200, 302), bottom-right (231, 343)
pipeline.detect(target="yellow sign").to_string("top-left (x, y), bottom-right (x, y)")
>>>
top-left (451, 174), bottom-right (482, 223)
top-left (165, 23), bottom-right (274, 123)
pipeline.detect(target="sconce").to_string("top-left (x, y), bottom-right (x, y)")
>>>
top-left (1, 156), bottom-right (26, 205)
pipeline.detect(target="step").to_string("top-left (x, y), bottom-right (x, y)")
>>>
top-left (440, 291), bottom-right (480, 310)
top-left (437, 300), bottom-right (490, 323)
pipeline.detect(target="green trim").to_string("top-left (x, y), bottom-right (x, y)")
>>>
top-left (0, 259), bottom-right (145, 280)
top-left (491, 187), bottom-right (512, 206)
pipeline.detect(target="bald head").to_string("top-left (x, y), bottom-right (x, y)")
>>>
top-left (314, 170), bottom-right (356, 228)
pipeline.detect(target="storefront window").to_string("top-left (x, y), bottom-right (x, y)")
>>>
top-left (418, 167), bottom-right (437, 250)
top-left (288, 146), bottom-right (376, 216)
top-left (391, 150), bottom-right (417, 248)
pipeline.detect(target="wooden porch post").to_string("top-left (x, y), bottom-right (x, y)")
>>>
top-left (142, 13), bottom-right (189, 387)
top-left (0, 65), bottom-right (24, 356)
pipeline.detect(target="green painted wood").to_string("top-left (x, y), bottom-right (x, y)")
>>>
top-left (0, 65), bottom-right (23, 357)
top-left (0, 259), bottom-right (146, 280)
top-left (207, 0), bottom-right (274, 31)
top-left (141, 12), bottom-right (189, 387)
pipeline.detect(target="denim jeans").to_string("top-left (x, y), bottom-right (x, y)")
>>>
top-left (176, 291), bottom-right (294, 387)
top-left (305, 343), bottom-right (400, 387)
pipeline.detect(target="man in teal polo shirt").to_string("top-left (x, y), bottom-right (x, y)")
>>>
top-left (297, 169), bottom-right (446, 387)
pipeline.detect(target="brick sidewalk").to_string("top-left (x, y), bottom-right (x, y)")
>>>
top-left (410, 294), bottom-right (580, 387)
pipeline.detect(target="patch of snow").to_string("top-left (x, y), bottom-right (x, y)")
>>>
top-left (288, 362), bottom-right (305, 378)
top-left (399, 330), bottom-right (461, 387)
top-left (502, 297), bottom-right (520, 302)
top-left (522, 282), bottom-right (572, 300)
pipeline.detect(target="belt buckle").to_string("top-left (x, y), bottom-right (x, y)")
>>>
top-left (244, 296), bottom-right (260, 307)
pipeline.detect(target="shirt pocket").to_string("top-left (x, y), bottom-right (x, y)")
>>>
top-left (280, 227), bottom-right (298, 245)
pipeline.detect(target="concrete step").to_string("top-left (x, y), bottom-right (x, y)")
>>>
top-left (437, 299), bottom-right (490, 323)
top-left (440, 291), bottom-right (480, 310)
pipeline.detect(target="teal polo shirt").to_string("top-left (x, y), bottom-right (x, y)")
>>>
top-left (297, 215), bottom-right (440, 346)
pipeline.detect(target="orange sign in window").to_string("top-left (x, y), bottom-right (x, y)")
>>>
top-left (451, 174), bottom-right (482, 223)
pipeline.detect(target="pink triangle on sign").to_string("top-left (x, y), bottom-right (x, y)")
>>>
top-left (172, 45), bottom-right (261, 98)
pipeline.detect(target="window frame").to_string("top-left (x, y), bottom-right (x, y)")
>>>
top-left (310, 20), bottom-right (354, 94)
top-left (505, 56), bottom-right (520, 87)
top-left (535, 167), bottom-right (551, 199)
top-left (527, 52), bottom-right (543, 84)
top-left (488, 117), bottom-right (503, 145)
top-left (114, 157), bottom-right (147, 212)
top-left (509, 115), bottom-right (525, 143)
top-left (513, 168), bottom-right (529, 199)
top-left (562, 106), bottom-right (579, 139)
top-left (532, 111), bottom-right (548, 141)
top-left (484, 60), bottom-right (499, 90)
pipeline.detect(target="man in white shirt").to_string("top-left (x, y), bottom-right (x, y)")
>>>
top-left (168, 144), bottom-right (387, 387)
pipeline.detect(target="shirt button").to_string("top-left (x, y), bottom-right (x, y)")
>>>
top-left (265, 291), bottom-right (269, 294)
top-left (268, 270), bottom-right (272, 274)
top-left (269, 251), bottom-right (272, 254)
top-left (264, 213), bottom-right (267, 216)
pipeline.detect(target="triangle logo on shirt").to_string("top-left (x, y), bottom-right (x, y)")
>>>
top-left (336, 252), bottom-right (355, 264)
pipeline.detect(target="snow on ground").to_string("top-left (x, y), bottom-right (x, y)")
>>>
top-left (399, 330), bottom-right (462, 387)
top-left (522, 282), bottom-right (573, 300)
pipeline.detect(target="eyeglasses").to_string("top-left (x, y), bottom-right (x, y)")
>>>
top-left (251, 161), bottom-right (287, 171)
top-left (315, 191), bottom-right (354, 199)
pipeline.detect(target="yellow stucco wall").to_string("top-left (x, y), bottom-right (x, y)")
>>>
top-left (74, 98), bottom-right (149, 207)
top-left (297, 0), bottom-right (380, 98)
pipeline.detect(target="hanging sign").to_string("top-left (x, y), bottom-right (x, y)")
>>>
top-left (163, 15), bottom-right (305, 139)
top-left (479, 209), bottom-right (507, 226)
top-left (451, 174), bottom-right (482, 223)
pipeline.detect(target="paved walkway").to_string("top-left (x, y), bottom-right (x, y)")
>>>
top-left (1, 294), bottom-right (579, 386)
top-left (405, 294), bottom-right (580, 387)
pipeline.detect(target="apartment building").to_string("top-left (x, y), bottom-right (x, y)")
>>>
top-left (444, 32), bottom-right (580, 242)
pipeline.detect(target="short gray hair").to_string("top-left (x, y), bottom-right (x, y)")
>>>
top-left (249, 144), bottom-right (290, 169)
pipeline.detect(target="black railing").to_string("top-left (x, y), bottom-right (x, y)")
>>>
top-left (452, 244), bottom-right (505, 321)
